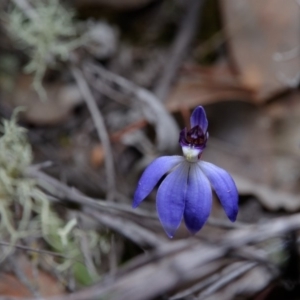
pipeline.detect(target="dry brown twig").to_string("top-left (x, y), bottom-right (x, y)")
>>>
top-left (40, 216), bottom-right (300, 299)
top-left (24, 164), bottom-right (299, 300)
top-left (195, 262), bottom-right (258, 300)
top-left (84, 61), bottom-right (179, 152)
top-left (84, 207), bottom-right (165, 249)
top-left (24, 214), bottom-right (300, 300)
top-left (0, 241), bottom-right (71, 260)
top-left (25, 166), bottom-right (166, 249)
top-left (0, 241), bottom-right (271, 300)
top-left (6, 164), bottom-right (300, 300)
top-left (25, 166), bottom-right (155, 219)
top-left (170, 261), bottom-right (257, 300)
top-left (70, 65), bottom-right (116, 201)
top-left (2, 166), bottom-right (300, 300)
top-left (26, 166), bottom-right (244, 233)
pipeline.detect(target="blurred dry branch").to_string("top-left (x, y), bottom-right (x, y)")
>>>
top-left (71, 65), bottom-right (116, 201)
top-left (26, 166), bottom-right (166, 249)
top-left (21, 166), bottom-right (300, 300)
top-left (4, 211), bottom-right (300, 300)
top-left (84, 61), bottom-right (179, 152)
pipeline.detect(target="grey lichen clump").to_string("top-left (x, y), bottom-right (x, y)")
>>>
top-left (0, 108), bottom-right (35, 250)
top-left (6, 0), bottom-right (84, 99)
top-left (0, 111), bottom-right (105, 283)
top-left (0, 110), bottom-right (60, 252)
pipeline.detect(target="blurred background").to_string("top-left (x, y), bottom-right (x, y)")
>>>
top-left (0, 0), bottom-right (300, 299)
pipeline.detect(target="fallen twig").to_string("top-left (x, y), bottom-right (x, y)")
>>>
top-left (0, 241), bottom-right (70, 260)
top-left (71, 65), bottom-right (116, 201)
top-left (85, 62), bottom-right (179, 152)
top-left (84, 207), bottom-right (166, 249)
top-left (171, 261), bottom-right (257, 300)
top-left (26, 167), bottom-right (166, 249)
top-left (26, 166), bottom-right (247, 232)
top-left (2, 212), bottom-right (300, 300)
top-left (196, 262), bottom-right (257, 300)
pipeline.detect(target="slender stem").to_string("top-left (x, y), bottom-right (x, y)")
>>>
top-left (0, 241), bottom-right (70, 259)
top-left (71, 66), bottom-right (116, 201)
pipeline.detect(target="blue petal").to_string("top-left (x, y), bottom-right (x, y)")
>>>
top-left (133, 156), bottom-right (183, 208)
top-left (200, 161), bottom-right (239, 221)
top-left (190, 106), bottom-right (208, 132)
top-left (184, 164), bottom-right (212, 234)
top-left (156, 162), bottom-right (188, 238)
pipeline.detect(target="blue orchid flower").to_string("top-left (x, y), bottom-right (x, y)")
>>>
top-left (133, 106), bottom-right (238, 238)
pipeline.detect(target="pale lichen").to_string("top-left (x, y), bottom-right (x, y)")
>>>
top-left (6, 0), bottom-right (85, 99)
top-left (0, 110), bottom-right (105, 284)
